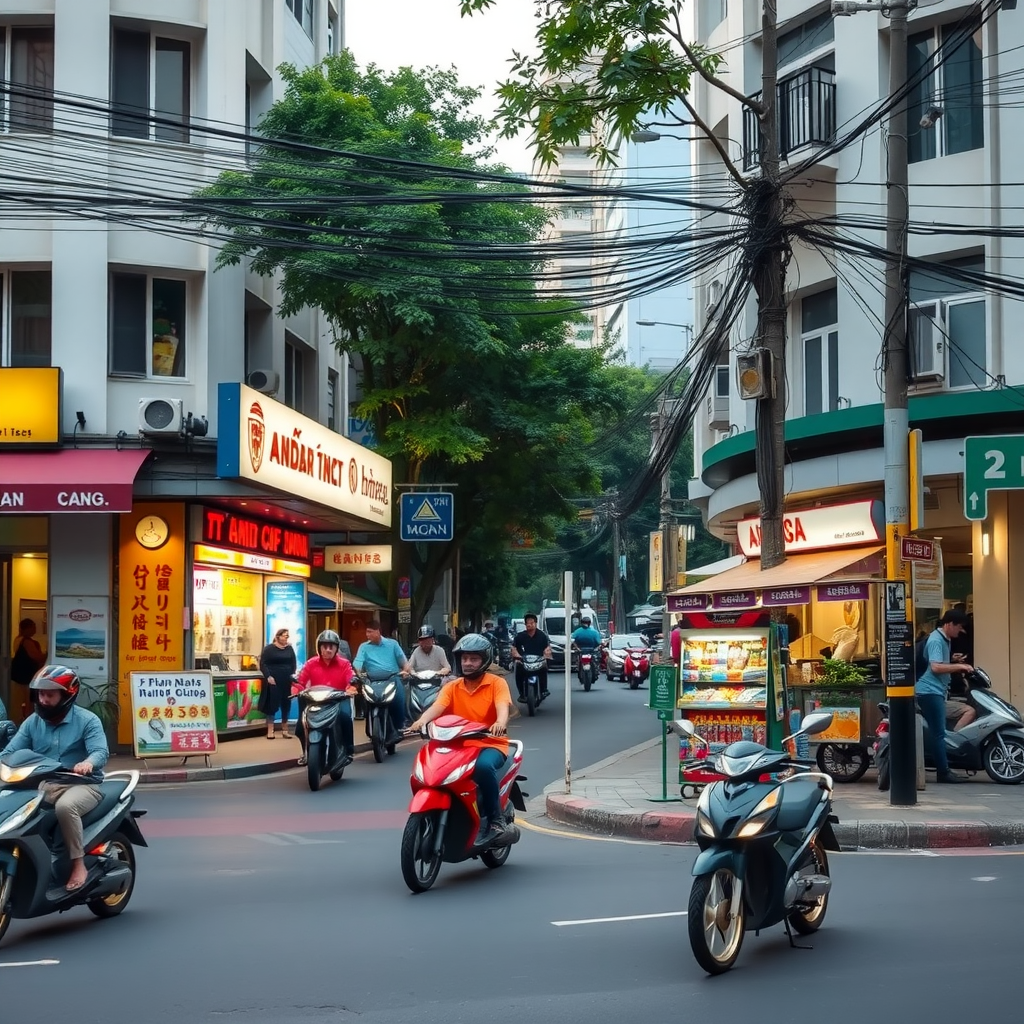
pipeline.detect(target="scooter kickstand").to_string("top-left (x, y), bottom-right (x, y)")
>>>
top-left (784, 917), bottom-right (813, 951)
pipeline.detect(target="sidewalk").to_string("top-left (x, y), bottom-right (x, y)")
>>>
top-left (103, 730), bottom-right (371, 784)
top-left (545, 737), bottom-right (1024, 850)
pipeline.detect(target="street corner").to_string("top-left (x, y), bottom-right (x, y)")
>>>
top-left (545, 793), bottom-right (696, 843)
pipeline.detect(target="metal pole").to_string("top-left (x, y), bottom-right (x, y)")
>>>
top-left (882, 2), bottom-right (916, 807)
top-left (611, 498), bottom-right (625, 634)
top-left (564, 569), bottom-right (573, 794)
top-left (659, 400), bottom-right (677, 658)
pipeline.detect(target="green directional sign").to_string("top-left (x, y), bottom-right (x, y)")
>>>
top-left (648, 664), bottom-right (678, 711)
top-left (964, 434), bottom-right (1024, 521)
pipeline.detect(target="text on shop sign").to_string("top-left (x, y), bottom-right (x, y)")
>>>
top-left (202, 508), bottom-right (310, 563)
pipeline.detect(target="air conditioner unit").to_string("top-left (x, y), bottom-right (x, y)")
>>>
top-left (139, 398), bottom-right (184, 435)
top-left (909, 302), bottom-right (945, 382)
top-left (705, 279), bottom-right (724, 319)
top-left (246, 368), bottom-right (280, 395)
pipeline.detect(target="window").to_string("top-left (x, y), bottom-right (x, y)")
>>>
top-left (909, 22), bottom-right (983, 163)
top-left (286, 0), bottom-right (314, 38)
top-left (0, 26), bottom-right (54, 131)
top-left (801, 288), bottom-right (838, 415)
top-left (111, 29), bottom-right (190, 142)
top-left (284, 336), bottom-right (306, 411)
top-left (778, 11), bottom-right (834, 69)
top-left (109, 273), bottom-right (187, 378)
top-left (327, 369), bottom-right (339, 430)
top-left (327, 3), bottom-right (341, 54)
top-left (698, 0), bottom-right (727, 35)
top-left (2, 270), bottom-right (52, 367)
top-left (909, 257), bottom-right (986, 388)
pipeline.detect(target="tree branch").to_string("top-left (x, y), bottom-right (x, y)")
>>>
top-left (667, 10), bottom-right (765, 116)
top-left (679, 93), bottom-right (748, 188)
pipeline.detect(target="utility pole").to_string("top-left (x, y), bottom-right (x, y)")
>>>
top-left (611, 493), bottom-right (625, 634)
top-left (658, 398), bottom-right (679, 657)
top-left (833, 0), bottom-right (916, 804)
top-left (751, 0), bottom-right (789, 573)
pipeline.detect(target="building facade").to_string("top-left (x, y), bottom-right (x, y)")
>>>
top-left (688, 0), bottom-right (1024, 706)
top-left (0, 0), bottom-right (392, 746)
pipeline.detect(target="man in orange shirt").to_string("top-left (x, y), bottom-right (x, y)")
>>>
top-left (407, 633), bottom-right (514, 845)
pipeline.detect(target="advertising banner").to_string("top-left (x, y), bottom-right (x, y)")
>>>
top-left (129, 671), bottom-right (217, 758)
top-left (52, 596), bottom-right (109, 683)
top-left (266, 579), bottom-right (308, 666)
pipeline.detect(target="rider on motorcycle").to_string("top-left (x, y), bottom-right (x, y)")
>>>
top-left (511, 613), bottom-right (552, 701)
top-left (0, 665), bottom-right (108, 891)
top-left (408, 625), bottom-right (452, 676)
top-left (292, 629), bottom-right (357, 768)
top-left (406, 633), bottom-right (515, 845)
top-left (571, 617), bottom-right (602, 658)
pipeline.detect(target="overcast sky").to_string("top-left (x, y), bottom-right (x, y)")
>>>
top-left (344, 0), bottom-right (538, 172)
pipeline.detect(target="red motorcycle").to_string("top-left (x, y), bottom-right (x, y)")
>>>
top-left (624, 648), bottom-right (651, 690)
top-left (401, 715), bottom-right (526, 893)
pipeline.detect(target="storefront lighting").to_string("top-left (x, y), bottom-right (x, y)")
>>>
top-left (982, 531), bottom-right (991, 557)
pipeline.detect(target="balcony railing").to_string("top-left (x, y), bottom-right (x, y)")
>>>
top-left (742, 67), bottom-right (836, 171)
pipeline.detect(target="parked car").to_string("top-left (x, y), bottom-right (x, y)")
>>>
top-left (605, 633), bottom-right (652, 681)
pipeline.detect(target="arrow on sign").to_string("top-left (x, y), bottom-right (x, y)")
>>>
top-left (969, 492), bottom-right (979, 512)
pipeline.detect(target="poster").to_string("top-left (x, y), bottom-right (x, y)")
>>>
top-left (913, 545), bottom-right (944, 609)
top-left (265, 579), bottom-right (307, 665)
top-left (129, 671), bottom-right (218, 758)
top-left (52, 596), bottom-right (109, 682)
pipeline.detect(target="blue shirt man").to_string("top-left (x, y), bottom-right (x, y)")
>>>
top-left (571, 621), bottom-right (603, 650)
top-left (353, 620), bottom-right (409, 733)
top-left (2, 703), bottom-right (109, 779)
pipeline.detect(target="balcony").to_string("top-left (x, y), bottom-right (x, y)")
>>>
top-left (742, 67), bottom-right (836, 172)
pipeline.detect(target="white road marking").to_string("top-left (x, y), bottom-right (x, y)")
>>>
top-left (971, 875), bottom-right (998, 882)
top-left (0, 959), bottom-right (60, 968)
top-left (247, 832), bottom-right (344, 846)
top-left (552, 911), bottom-right (687, 927)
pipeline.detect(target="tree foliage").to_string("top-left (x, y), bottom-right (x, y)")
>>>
top-left (200, 53), bottom-right (631, 628)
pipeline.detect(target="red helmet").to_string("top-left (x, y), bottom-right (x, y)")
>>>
top-left (30, 664), bottom-right (81, 722)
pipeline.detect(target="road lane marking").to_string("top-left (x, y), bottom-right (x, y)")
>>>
top-left (518, 817), bottom-right (678, 846)
top-left (552, 911), bottom-right (687, 927)
top-left (247, 832), bottom-right (346, 846)
top-left (0, 959), bottom-right (60, 968)
top-left (972, 875), bottom-right (998, 881)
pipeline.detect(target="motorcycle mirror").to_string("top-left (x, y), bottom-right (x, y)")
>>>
top-left (667, 718), bottom-right (695, 738)
top-left (799, 711), bottom-right (834, 736)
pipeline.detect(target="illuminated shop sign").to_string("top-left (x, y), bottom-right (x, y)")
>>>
top-left (201, 507), bottom-right (310, 563)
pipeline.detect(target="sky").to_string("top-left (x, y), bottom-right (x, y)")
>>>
top-left (344, 0), bottom-right (538, 172)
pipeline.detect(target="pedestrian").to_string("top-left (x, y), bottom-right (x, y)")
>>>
top-left (11, 618), bottom-right (47, 702)
top-left (258, 628), bottom-right (297, 739)
top-left (916, 608), bottom-right (974, 783)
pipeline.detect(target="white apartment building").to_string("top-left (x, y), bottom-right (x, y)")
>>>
top-left (0, 1), bottom-right (395, 742)
top-left (686, 0), bottom-right (1024, 704)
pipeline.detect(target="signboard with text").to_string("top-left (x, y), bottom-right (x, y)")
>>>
top-left (129, 671), bottom-right (217, 758)
top-left (324, 544), bottom-right (392, 571)
top-left (201, 507), bottom-right (310, 563)
top-left (737, 500), bottom-right (883, 557)
top-left (648, 664), bottom-right (678, 711)
top-left (964, 434), bottom-right (1024, 521)
top-left (0, 367), bottom-right (61, 446)
top-left (400, 493), bottom-right (454, 542)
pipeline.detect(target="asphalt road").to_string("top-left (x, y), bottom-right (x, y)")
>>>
top-left (5, 678), bottom-right (1023, 1022)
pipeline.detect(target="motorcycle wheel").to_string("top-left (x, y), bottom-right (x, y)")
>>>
top-left (371, 715), bottom-right (385, 763)
top-left (816, 743), bottom-right (869, 783)
top-left (984, 734), bottom-right (1024, 784)
top-left (526, 686), bottom-right (536, 717)
top-left (629, 676), bottom-right (641, 690)
top-left (329, 763), bottom-right (346, 782)
top-left (688, 869), bottom-right (745, 975)
top-left (401, 811), bottom-right (443, 893)
top-left (876, 747), bottom-right (891, 791)
top-left (87, 832), bottom-right (137, 918)
top-left (583, 673), bottom-right (592, 692)
top-left (787, 841), bottom-right (830, 935)
top-left (307, 742), bottom-right (324, 791)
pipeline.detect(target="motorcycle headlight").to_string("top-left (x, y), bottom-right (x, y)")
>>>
top-left (695, 786), bottom-right (716, 837)
top-left (413, 760), bottom-right (425, 783)
top-left (0, 795), bottom-right (43, 836)
top-left (0, 763), bottom-right (35, 784)
top-left (735, 786), bottom-right (781, 839)
top-left (441, 763), bottom-right (473, 786)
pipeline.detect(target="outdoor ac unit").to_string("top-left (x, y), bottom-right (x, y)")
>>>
top-left (909, 302), bottom-right (945, 382)
top-left (138, 398), bottom-right (184, 435)
top-left (707, 393), bottom-right (729, 430)
top-left (705, 279), bottom-right (724, 319)
top-left (247, 368), bottom-right (280, 395)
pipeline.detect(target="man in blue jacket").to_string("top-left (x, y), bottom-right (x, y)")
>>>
top-left (353, 619), bottom-right (410, 741)
top-left (1, 665), bottom-right (109, 890)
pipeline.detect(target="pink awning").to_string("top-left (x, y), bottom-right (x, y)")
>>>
top-left (0, 448), bottom-right (151, 513)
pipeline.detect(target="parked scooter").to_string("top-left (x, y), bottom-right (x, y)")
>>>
top-left (400, 715), bottom-right (526, 893)
top-left (875, 667), bottom-right (1024, 788)
top-left (521, 654), bottom-right (546, 717)
top-left (624, 648), bottom-right (651, 690)
top-left (360, 675), bottom-right (404, 762)
top-left (576, 647), bottom-right (599, 692)
top-left (408, 670), bottom-right (445, 719)
top-left (0, 750), bottom-right (148, 945)
top-left (672, 712), bottom-right (839, 975)
top-left (297, 686), bottom-right (353, 792)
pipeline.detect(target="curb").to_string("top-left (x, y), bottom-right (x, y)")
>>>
top-left (128, 740), bottom-right (375, 785)
top-left (544, 794), bottom-right (1024, 850)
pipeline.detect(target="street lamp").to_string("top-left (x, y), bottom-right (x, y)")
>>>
top-left (631, 130), bottom-right (688, 143)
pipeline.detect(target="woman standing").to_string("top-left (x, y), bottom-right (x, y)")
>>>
top-left (259, 628), bottom-right (298, 739)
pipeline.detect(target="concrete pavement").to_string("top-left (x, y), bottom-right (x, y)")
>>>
top-left (545, 736), bottom-right (1024, 850)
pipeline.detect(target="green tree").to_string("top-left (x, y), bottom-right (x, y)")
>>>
top-left (200, 53), bottom-right (622, 630)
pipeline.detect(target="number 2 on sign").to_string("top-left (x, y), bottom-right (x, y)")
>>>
top-left (984, 450), bottom-right (1006, 480)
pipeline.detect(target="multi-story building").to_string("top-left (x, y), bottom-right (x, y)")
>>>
top-left (686, 1), bottom-right (1024, 705)
top-left (0, 1), bottom-right (392, 745)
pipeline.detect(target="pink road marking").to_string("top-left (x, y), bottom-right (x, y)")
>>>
top-left (143, 809), bottom-right (407, 838)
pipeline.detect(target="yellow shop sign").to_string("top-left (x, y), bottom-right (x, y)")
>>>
top-left (0, 367), bottom-right (62, 445)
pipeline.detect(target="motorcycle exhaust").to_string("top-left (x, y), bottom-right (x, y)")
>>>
top-left (87, 865), bottom-right (133, 899)
top-left (784, 872), bottom-right (831, 907)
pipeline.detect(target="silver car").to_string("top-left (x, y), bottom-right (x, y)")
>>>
top-left (605, 633), bottom-right (651, 681)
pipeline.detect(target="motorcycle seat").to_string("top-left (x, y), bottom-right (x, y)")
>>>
top-left (81, 778), bottom-right (133, 827)
top-left (775, 778), bottom-right (828, 832)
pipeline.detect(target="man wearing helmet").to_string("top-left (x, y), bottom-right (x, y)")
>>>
top-left (1, 665), bottom-right (108, 891)
top-left (406, 633), bottom-right (515, 845)
top-left (407, 625), bottom-right (452, 677)
top-left (292, 629), bottom-right (357, 768)
top-left (511, 613), bottom-right (552, 702)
